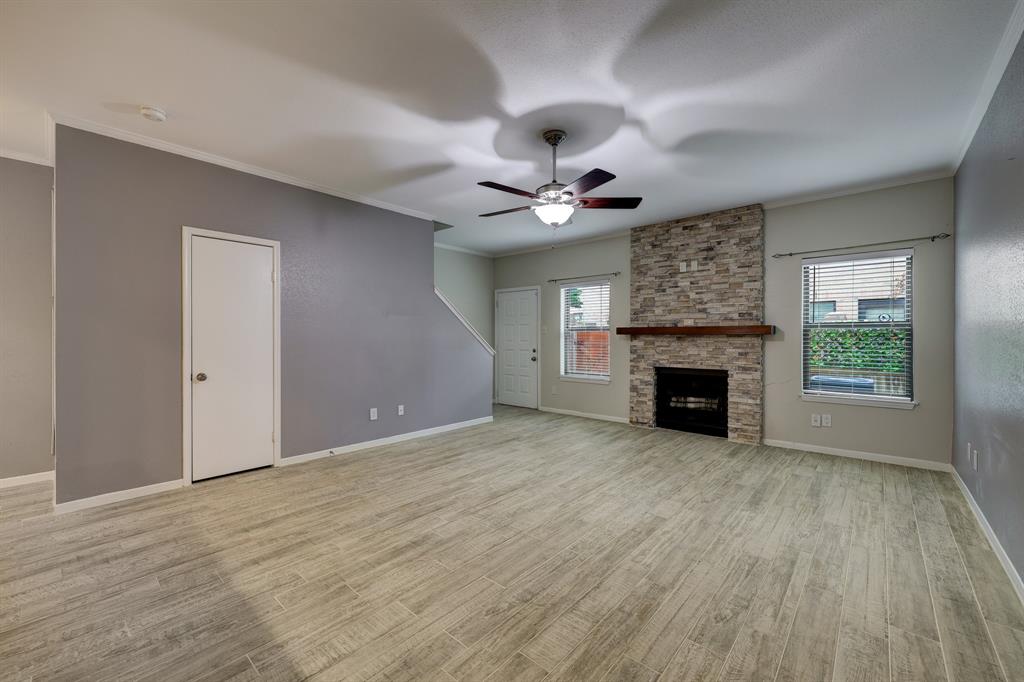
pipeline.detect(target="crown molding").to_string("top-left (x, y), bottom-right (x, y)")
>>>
top-left (0, 150), bottom-right (53, 167)
top-left (47, 112), bottom-right (436, 222)
top-left (494, 228), bottom-right (632, 259)
top-left (762, 170), bottom-right (954, 210)
top-left (433, 242), bottom-right (493, 257)
top-left (955, 0), bottom-right (1024, 169)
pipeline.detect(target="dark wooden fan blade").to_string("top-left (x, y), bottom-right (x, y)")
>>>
top-left (478, 181), bottom-right (538, 199)
top-left (563, 168), bottom-right (615, 197)
top-left (577, 197), bottom-right (643, 209)
top-left (479, 206), bottom-right (532, 217)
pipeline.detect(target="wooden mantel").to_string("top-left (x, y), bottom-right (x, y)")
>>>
top-left (616, 324), bottom-right (776, 336)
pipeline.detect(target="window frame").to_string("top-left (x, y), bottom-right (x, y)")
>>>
top-left (559, 279), bottom-right (612, 383)
top-left (799, 248), bottom-right (917, 409)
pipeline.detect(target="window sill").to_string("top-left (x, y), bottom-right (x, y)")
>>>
top-left (561, 375), bottom-right (611, 385)
top-left (801, 393), bottom-right (918, 410)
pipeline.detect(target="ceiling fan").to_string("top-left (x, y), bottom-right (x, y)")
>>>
top-left (478, 129), bottom-right (642, 227)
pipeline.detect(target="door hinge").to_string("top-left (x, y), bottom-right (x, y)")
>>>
top-left (271, 431), bottom-right (276, 443)
top-left (271, 269), bottom-right (276, 284)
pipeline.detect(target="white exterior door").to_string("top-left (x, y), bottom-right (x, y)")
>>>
top-left (496, 288), bottom-right (538, 408)
top-left (190, 235), bottom-right (275, 481)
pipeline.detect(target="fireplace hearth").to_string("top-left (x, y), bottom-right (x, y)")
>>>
top-left (655, 367), bottom-right (728, 438)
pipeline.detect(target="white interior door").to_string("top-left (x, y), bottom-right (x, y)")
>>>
top-left (190, 235), bottom-right (275, 481)
top-left (496, 288), bottom-right (538, 408)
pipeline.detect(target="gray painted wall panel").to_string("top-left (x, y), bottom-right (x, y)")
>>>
top-left (55, 126), bottom-right (491, 503)
top-left (0, 158), bottom-right (53, 478)
top-left (954, 36), bottom-right (1024, 576)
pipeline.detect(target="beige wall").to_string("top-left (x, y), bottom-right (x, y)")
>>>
top-left (433, 246), bottom-right (495, 346)
top-left (494, 236), bottom-right (630, 420)
top-left (764, 177), bottom-right (955, 464)
top-left (0, 157), bottom-right (53, 478)
top-left (492, 180), bottom-right (955, 465)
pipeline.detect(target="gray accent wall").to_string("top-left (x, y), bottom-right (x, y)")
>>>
top-left (1, 157), bottom-right (53, 478)
top-left (55, 126), bottom-right (492, 503)
top-left (954, 35), bottom-right (1024, 577)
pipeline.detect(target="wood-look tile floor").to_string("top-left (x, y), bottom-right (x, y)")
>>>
top-left (2, 406), bottom-right (1023, 681)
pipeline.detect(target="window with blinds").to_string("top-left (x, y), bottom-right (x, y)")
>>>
top-left (560, 281), bottom-right (611, 380)
top-left (801, 250), bottom-right (913, 401)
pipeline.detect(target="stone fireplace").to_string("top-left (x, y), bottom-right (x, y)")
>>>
top-left (628, 205), bottom-right (765, 444)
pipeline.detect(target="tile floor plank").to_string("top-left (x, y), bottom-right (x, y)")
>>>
top-left (0, 407), bottom-right (1021, 682)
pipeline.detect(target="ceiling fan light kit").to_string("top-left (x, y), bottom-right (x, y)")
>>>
top-left (478, 129), bottom-right (642, 228)
top-left (533, 203), bottom-right (575, 226)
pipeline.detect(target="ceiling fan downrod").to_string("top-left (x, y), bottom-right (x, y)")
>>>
top-left (542, 129), bottom-right (566, 183)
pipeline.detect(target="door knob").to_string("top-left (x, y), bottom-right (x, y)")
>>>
top-left (531, 356), bottom-right (537, 362)
top-left (195, 372), bottom-right (208, 382)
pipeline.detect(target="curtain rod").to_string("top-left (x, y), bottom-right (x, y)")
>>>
top-left (771, 233), bottom-right (951, 259)
top-left (547, 271), bottom-right (621, 283)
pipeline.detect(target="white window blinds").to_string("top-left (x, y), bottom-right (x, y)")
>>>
top-left (801, 250), bottom-right (913, 401)
top-left (560, 281), bottom-right (610, 379)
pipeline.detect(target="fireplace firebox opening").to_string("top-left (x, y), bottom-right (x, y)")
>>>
top-left (655, 367), bottom-right (728, 438)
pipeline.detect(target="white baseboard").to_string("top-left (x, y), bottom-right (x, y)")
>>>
top-left (538, 406), bottom-right (630, 424)
top-left (51, 417), bottom-right (493, 511)
top-left (0, 470), bottom-right (55, 489)
top-left (763, 439), bottom-right (952, 472)
top-left (952, 469), bottom-right (1024, 608)
top-left (54, 479), bottom-right (184, 515)
top-left (280, 416), bottom-right (494, 466)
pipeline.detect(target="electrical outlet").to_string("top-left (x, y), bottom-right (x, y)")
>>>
top-left (398, 404), bottom-right (404, 416)
top-left (369, 407), bottom-right (378, 421)
top-left (679, 261), bottom-right (687, 273)
top-left (821, 414), bottom-right (831, 427)
top-left (811, 414), bottom-right (821, 427)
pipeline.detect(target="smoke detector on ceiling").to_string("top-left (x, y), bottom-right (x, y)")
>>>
top-left (139, 105), bottom-right (167, 122)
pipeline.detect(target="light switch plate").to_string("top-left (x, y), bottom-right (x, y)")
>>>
top-left (811, 414), bottom-right (821, 427)
top-left (821, 414), bottom-right (831, 427)
top-left (398, 404), bottom-right (404, 416)
top-left (369, 407), bottom-right (378, 421)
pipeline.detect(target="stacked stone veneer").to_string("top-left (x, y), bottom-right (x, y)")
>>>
top-left (629, 204), bottom-right (765, 443)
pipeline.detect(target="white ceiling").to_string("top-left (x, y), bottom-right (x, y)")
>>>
top-left (1, 0), bottom-right (1019, 255)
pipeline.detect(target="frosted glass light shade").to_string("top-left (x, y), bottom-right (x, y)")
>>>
top-left (533, 203), bottom-right (575, 226)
